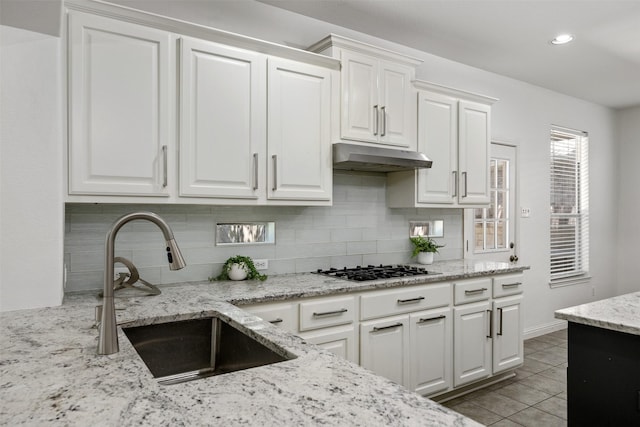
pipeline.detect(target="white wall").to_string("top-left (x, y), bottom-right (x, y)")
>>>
top-left (0, 0), bottom-right (628, 337)
top-left (616, 106), bottom-right (640, 295)
top-left (0, 25), bottom-right (65, 311)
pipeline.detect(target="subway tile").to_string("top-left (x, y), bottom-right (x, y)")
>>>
top-left (346, 240), bottom-right (377, 255)
top-left (330, 228), bottom-right (362, 242)
top-left (312, 242), bottom-right (347, 257)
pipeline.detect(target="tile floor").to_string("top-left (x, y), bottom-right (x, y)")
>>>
top-left (442, 329), bottom-right (568, 426)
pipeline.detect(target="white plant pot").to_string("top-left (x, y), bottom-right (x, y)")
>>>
top-left (227, 263), bottom-right (248, 281)
top-left (417, 252), bottom-right (434, 265)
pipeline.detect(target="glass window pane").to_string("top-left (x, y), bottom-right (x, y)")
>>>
top-left (487, 192), bottom-right (495, 219)
top-left (497, 221), bottom-right (507, 248)
top-left (486, 222), bottom-right (496, 249)
top-left (475, 222), bottom-right (484, 250)
top-left (474, 208), bottom-right (483, 220)
top-left (497, 191), bottom-right (505, 219)
top-left (497, 160), bottom-right (507, 189)
top-left (490, 159), bottom-right (496, 189)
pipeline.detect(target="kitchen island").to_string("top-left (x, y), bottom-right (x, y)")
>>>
top-left (0, 260), bottom-right (525, 426)
top-left (555, 292), bottom-right (640, 426)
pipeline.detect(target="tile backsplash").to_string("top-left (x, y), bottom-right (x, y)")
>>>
top-left (64, 172), bottom-right (463, 292)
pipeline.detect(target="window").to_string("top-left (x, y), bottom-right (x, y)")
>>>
top-left (549, 127), bottom-right (589, 282)
top-left (474, 157), bottom-right (510, 252)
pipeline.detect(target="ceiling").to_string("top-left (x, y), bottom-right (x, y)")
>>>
top-left (258, 0), bottom-right (640, 109)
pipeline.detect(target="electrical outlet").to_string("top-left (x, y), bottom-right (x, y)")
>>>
top-left (521, 207), bottom-right (531, 218)
top-left (253, 259), bottom-right (268, 270)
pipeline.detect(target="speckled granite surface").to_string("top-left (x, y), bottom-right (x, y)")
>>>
top-left (1, 259), bottom-right (527, 426)
top-left (555, 291), bottom-right (640, 336)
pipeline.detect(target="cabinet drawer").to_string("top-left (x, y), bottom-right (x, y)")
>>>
top-left (493, 273), bottom-right (524, 298)
top-left (360, 283), bottom-right (451, 321)
top-left (299, 296), bottom-right (356, 332)
top-left (453, 278), bottom-right (492, 305)
top-left (242, 302), bottom-right (298, 333)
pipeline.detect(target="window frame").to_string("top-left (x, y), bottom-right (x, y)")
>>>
top-left (549, 126), bottom-right (590, 284)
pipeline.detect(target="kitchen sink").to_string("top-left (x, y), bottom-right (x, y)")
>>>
top-left (122, 315), bottom-right (295, 385)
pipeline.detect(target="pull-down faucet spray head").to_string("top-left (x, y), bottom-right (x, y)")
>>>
top-left (98, 212), bottom-right (186, 355)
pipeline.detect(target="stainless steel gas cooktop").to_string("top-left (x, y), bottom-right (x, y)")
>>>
top-left (315, 264), bottom-right (440, 282)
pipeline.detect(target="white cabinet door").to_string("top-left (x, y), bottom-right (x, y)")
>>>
top-left (299, 325), bottom-right (358, 364)
top-left (416, 91), bottom-right (458, 204)
top-left (378, 60), bottom-right (414, 148)
top-left (492, 295), bottom-right (524, 374)
top-left (458, 100), bottom-right (491, 205)
top-left (453, 301), bottom-right (492, 387)
top-left (340, 50), bottom-right (378, 143)
top-left (360, 316), bottom-right (410, 387)
top-left (179, 38), bottom-right (266, 199)
top-left (267, 58), bottom-right (332, 201)
top-left (410, 307), bottom-right (452, 396)
top-left (68, 11), bottom-right (171, 196)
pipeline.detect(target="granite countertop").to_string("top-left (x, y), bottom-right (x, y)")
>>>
top-left (1, 259), bottom-right (527, 426)
top-left (555, 291), bottom-right (640, 336)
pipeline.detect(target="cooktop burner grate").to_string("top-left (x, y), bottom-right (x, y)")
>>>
top-left (315, 264), bottom-right (438, 282)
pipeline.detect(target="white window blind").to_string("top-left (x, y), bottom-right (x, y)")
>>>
top-left (549, 127), bottom-right (589, 281)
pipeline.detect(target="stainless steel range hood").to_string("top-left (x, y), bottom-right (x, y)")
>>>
top-left (333, 143), bottom-right (432, 172)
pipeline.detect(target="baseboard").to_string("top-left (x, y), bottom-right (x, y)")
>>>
top-left (524, 319), bottom-right (567, 340)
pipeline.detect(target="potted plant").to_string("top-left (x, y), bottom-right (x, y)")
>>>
top-left (210, 255), bottom-right (267, 281)
top-left (410, 236), bottom-right (444, 265)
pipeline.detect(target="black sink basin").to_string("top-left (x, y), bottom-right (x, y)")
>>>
top-left (123, 315), bottom-right (295, 385)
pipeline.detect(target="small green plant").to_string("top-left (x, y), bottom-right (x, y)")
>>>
top-left (410, 236), bottom-right (444, 257)
top-left (210, 255), bottom-right (267, 281)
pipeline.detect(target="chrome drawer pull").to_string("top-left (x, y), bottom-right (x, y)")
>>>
top-left (487, 309), bottom-right (493, 338)
top-left (269, 318), bottom-right (283, 324)
top-left (418, 315), bottom-right (446, 324)
top-left (162, 145), bottom-right (168, 188)
top-left (313, 308), bottom-right (348, 318)
top-left (373, 105), bottom-right (379, 135)
top-left (497, 308), bottom-right (503, 336)
top-left (502, 282), bottom-right (522, 288)
top-left (465, 287), bottom-right (488, 295)
top-left (397, 296), bottom-right (425, 305)
top-left (372, 323), bottom-right (403, 332)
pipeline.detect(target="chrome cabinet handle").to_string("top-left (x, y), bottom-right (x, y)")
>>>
top-left (462, 171), bottom-right (468, 197)
top-left (372, 322), bottom-right (403, 332)
top-left (497, 308), bottom-right (503, 336)
top-left (269, 318), bottom-right (283, 324)
top-left (487, 309), bottom-right (493, 338)
top-left (397, 296), bottom-right (425, 305)
top-left (162, 145), bottom-right (168, 188)
top-left (418, 315), bottom-right (446, 324)
top-left (502, 282), bottom-right (522, 288)
top-left (272, 155), bottom-right (277, 191)
top-left (465, 287), bottom-right (488, 295)
top-left (381, 106), bottom-right (386, 136)
top-left (253, 153), bottom-right (259, 190)
top-left (313, 308), bottom-right (348, 318)
top-left (373, 105), bottom-right (379, 136)
top-left (452, 171), bottom-right (458, 197)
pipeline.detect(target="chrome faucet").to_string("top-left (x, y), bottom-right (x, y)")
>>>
top-left (98, 212), bottom-right (186, 355)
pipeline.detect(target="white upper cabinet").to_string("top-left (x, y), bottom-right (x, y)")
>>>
top-left (68, 11), bottom-right (172, 197)
top-left (179, 37), bottom-right (266, 200)
top-left (387, 81), bottom-right (497, 208)
top-left (267, 58), bottom-right (332, 202)
top-left (309, 35), bottom-right (421, 149)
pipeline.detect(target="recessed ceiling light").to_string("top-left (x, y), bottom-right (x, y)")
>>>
top-left (551, 34), bottom-right (574, 45)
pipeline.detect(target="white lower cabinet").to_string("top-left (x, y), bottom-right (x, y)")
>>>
top-left (410, 307), bottom-right (452, 396)
top-left (453, 300), bottom-right (492, 387)
top-left (360, 316), bottom-right (410, 386)
top-left (242, 301), bottom-right (298, 334)
top-left (492, 295), bottom-right (524, 374)
top-left (299, 325), bottom-right (358, 363)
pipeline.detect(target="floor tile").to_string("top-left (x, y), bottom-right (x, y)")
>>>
top-left (532, 334), bottom-right (566, 346)
top-left (534, 396), bottom-right (567, 420)
top-left (526, 347), bottom-right (567, 366)
top-left (518, 356), bottom-right (554, 374)
top-left (490, 419), bottom-right (525, 427)
top-left (548, 329), bottom-right (568, 339)
top-left (538, 366), bottom-right (567, 384)
top-left (518, 374), bottom-right (566, 395)
top-left (524, 338), bottom-right (555, 353)
top-left (469, 391), bottom-right (528, 417)
top-left (494, 382), bottom-right (553, 406)
top-left (508, 406), bottom-right (566, 427)
top-left (556, 391), bottom-right (567, 400)
top-left (449, 400), bottom-right (503, 425)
